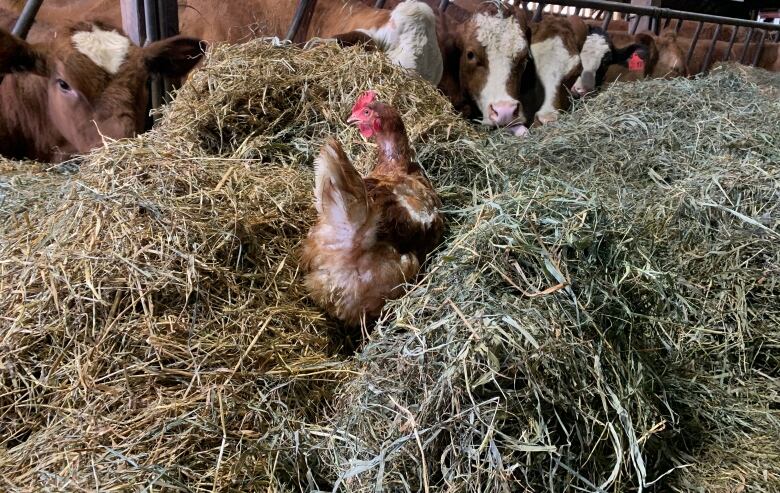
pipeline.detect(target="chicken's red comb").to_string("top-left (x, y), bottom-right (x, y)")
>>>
top-left (351, 90), bottom-right (378, 113)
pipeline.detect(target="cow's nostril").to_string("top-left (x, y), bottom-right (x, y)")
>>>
top-left (489, 101), bottom-right (520, 126)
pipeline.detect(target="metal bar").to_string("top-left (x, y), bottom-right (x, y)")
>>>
top-left (630, 14), bottom-right (640, 34)
top-left (156, 0), bottom-right (178, 38)
top-left (663, 16), bottom-right (671, 28)
top-left (439, 0), bottom-right (449, 12)
top-left (751, 30), bottom-right (766, 67)
top-left (675, 17), bottom-right (683, 33)
top-left (157, 0), bottom-right (178, 103)
top-left (143, 0), bottom-right (160, 42)
top-left (652, 13), bottom-right (660, 35)
top-left (724, 26), bottom-right (739, 61)
top-left (701, 23), bottom-right (722, 72)
top-left (11, 0), bottom-right (44, 39)
top-left (533, 2), bottom-right (545, 22)
top-left (143, 0), bottom-right (162, 114)
top-left (529, 0), bottom-right (780, 32)
top-left (574, 6), bottom-right (581, 15)
top-left (285, 0), bottom-right (315, 41)
top-left (374, 0), bottom-right (386, 7)
top-left (601, 12), bottom-right (611, 31)
top-left (739, 27), bottom-right (754, 63)
top-left (685, 21), bottom-right (703, 68)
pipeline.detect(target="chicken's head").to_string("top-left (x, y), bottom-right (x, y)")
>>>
top-left (347, 90), bottom-right (383, 138)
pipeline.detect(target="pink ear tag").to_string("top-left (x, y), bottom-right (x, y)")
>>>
top-left (628, 52), bottom-right (645, 72)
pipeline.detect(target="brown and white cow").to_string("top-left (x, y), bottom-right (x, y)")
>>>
top-left (526, 16), bottom-right (583, 123)
top-left (298, 0), bottom-right (443, 84)
top-left (436, 2), bottom-right (533, 134)
top-left (180, 0), bottom-right (444, 84)
top-left (0, 22), bottom-right (203, 162)
top-left (571, 24), bottom-right (614, 96)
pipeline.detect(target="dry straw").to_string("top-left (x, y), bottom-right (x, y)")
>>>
top-left (0, 39), bottom-right (777, 492)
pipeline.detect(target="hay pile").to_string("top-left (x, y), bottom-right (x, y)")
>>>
top-left (0, 37), bottom-right (778, 492)
top-left (0, 40), bottom-right (485, 491)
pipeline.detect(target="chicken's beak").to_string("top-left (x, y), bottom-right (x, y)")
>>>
top-left (346, 115), bottom-right (360, 125)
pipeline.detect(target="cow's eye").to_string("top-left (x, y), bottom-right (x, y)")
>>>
top-left (466, 51), bottom-right (476, 61)
top-left (56, 79), bottom-right (71, 92)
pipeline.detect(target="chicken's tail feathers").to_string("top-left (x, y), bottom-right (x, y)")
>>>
top-left (314, 138), bottom-right (370, 232)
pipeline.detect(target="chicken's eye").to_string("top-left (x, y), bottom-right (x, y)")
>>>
top-left (466, 51), bottom-right (476, 61)
top-left (364, 109), bottom-right (370, 115)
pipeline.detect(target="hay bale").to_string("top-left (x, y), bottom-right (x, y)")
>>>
top-left (0, 40), bottom-right (489, 491)
top-left (0, 35), bottom-right (777, 493)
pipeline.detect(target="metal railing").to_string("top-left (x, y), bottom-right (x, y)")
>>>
top-left (521, 0), bottom-right (780, 69)
top-left (11, 0), bottom-right (43, 38)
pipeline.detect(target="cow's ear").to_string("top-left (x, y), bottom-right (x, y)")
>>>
top-left (143, 35), bottom-right (205, 77)
top-left (0, 28), bottom-right (48, 75)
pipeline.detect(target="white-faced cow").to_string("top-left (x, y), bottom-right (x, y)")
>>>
top-left (570, 30), bottom-right (690, 96)
top-left (571, 24), bottom-right (613, 96)
top-left (0, 22), bottom-right (203, 162)
top-left (525, 16), bottom-right (583, 124)
top-left (297, 0), bottom-right (443, 84)
top-left (437, 2), bottom-right (532, 135)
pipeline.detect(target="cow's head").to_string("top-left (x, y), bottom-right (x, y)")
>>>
top-left (602, 33), bottom-right (659, 85)
top-left (653, 31), bottom-right (688, 78)
top-left (453, 3), bottom-right (531, 130)
top-left (572, 26), bottom-right (613, 96)
top-left (381, 0), bottom-right (443, 85)
top-left (528, 16), bottom-right (582, 124)
top-left (0, 22), bottom-right (204, 158)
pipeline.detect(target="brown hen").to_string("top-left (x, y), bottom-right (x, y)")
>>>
top-left (301, 91), bottom-right (444, 327)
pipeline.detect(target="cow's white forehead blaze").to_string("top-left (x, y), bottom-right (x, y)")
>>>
top-left (473, 13), bottom-right (527, 125)
top-left (580, 33), bottom-right (610, 73)
top-left (72, 26), bottom-right (131, 75)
